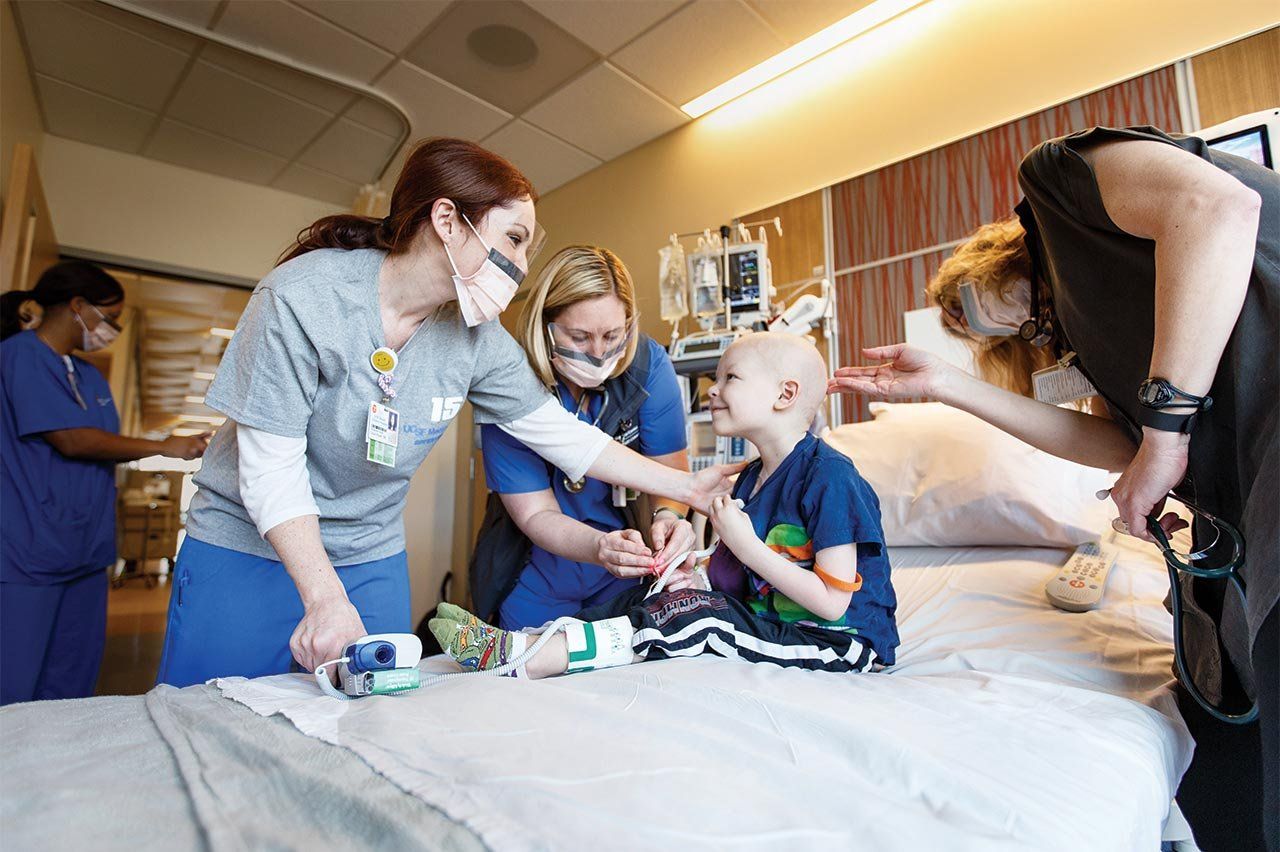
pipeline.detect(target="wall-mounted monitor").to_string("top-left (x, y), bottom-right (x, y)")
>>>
top-left (1198, 107), bottom-right (1279, 171)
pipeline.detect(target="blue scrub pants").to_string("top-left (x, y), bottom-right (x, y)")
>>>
top-left (499, 562), bottom-right (640, 630)
top-left (156, 537), bottom-right (410, 688)
top-left (0, 569), bottom-right (108, 705)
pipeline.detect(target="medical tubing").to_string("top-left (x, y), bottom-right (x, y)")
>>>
top-left (647, 545), bottom-right (718, 596)
top-left (314, 657), bottom-right (354, 701)
top-left (1149, 516), bottom-right (1258, 725)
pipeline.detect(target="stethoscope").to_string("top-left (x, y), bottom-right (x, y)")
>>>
top-left (561, 387), bottom-right (609, 493)
top-left (1127, 493), bottom-right (1257, 725)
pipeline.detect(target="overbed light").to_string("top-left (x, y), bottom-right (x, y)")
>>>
top-left (209, 327), bottom-right (235, 339)
top-left (193, 371), bottom-right (216, 381)
top-left (184, 395), bottom-right (205, 404)
top-left (680, 0), bottom-right (927, 118)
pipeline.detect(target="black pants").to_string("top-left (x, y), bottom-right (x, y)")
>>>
top-left (1175, 601), bottom-right (1279, 852)
top-left (578, 586), bottom-right (876, 673)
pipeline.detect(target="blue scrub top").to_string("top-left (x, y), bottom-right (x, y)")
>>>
top-left (1, 331), bottom-right (119, 584)
top-left (481, 337), bottom-right (687, 603)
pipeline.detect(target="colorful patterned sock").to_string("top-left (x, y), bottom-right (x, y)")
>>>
top-left (429, 603), bottom-right (527, 674)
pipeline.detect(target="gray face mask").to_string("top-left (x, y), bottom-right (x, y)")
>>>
top-left (957, 279), bottom-right (1030, 337)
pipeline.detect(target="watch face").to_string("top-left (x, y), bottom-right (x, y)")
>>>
top-left (1140, 381), bottom-right (1169, 406)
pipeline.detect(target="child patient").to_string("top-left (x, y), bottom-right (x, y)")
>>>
top-left (431, 332), bottom-right (898, 677)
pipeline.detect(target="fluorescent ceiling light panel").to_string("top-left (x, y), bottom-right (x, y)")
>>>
top-left (681, 0), bottom-right (926, 118)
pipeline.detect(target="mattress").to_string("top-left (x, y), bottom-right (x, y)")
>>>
top-left (218, 528), bottom-right (1193, 851)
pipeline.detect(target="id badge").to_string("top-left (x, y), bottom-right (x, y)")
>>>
top-left (365, 402), bottom-right (400, 467)
top-left (1033, 352), bottom-right (1097, 405)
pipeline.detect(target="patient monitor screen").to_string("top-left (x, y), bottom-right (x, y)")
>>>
top-left (727, 247), bottom-right (762, 309)
top-left (1207, 126), bottom-right (1273, 169)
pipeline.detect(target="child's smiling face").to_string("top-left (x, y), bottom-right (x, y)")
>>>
top-left (707, 341), bottom-right (776, 438)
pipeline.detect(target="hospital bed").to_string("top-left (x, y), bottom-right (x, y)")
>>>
top-left (1, 403), bottom-right (1197, 851)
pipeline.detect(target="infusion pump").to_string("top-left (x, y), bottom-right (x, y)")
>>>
top-left (686, 411), bottom-right (755, 472)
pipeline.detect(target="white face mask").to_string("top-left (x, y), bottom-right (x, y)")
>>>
top-left (957, 278), bottom-right (1031, 338)
top-left (443, 211), bottom-right (525, 327)
top-left (548, 322), bottom-right (630, 389)
top-left (75, 304), bottom-right (120, 352)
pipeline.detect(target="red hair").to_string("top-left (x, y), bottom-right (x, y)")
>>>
top-left (279, 137), bottom-right (537, 265)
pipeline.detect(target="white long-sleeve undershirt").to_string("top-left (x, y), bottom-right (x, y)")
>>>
top-left (234, 399), bottom-right (611, 538)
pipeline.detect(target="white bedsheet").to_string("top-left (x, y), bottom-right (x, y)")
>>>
top-left (218, 531), bottom-right (1192, 851)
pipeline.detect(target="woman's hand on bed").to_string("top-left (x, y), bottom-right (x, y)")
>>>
top-left (597, 529), bottom-right (655, 578)
top-left (827, 343), bottom-right (953, 400)
top-left (650, 515), bottom-right (697, 572)
top-left (291, 596), bottom-right (368, 673)
top-left (1108, 428), bottom-right (1191, 542)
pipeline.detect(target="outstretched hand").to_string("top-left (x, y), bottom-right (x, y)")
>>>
top-left (827, 344), bottom-right (953, 400)
top-left (686, 461), bottom-right (748, 515)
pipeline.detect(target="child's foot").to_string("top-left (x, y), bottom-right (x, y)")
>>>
top-left (429, 604), bottom-right (526, 673)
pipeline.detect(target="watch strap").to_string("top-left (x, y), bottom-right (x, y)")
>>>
top-left (1137, 405), bottom-right (1199, 434)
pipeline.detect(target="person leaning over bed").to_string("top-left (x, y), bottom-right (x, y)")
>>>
top-left (828, 125), bottom-right (1277, 852)
top-left (155, 138), bottom-right (743, 689)
top-left (475, 245), bottom-right (697, 629)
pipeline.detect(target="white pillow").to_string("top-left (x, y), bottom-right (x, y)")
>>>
top-left (822, 402), bottom-right (1116, 547)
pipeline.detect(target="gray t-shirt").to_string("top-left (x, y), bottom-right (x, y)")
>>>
top-left (186, 247), bottom-right (549, 565)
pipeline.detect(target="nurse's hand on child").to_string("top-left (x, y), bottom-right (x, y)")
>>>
top-left (687, 461), bottom-right (749, 515)
top-left (826, 343), bottom-right (951, 400)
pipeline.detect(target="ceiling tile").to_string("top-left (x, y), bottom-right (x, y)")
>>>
top-left (36, 75), bottom-right (156, 152)
top-left (117, 0), bottom-right (222, 29)
top-left (612, 0), bottom-right (785, 106)
top-left (201, 43), bottom-right (358, 114)
top-left (525, 0), bottom-right (684, 55)
top-left (71, 0), bottom-right (200, 50)
top-left (146, 119), bottom-right (290, 185)
top-left (14, 0), bottom-right (192, 111)
top-left (524, 63), bottom-right (685, 161)
top-left (403, 0), bottom-right (596, 115)
top-left (273, 164), bottom-right (361, 207)
top-left (167, 60), bottom-right (333, 159)
top-left (481, 120), bottom-right (601, 195)
top-left (346, 96), bottom-right (410, 138)
top-left (375, 61), bottom-right (509, 141)
top-left (215, 0), bottom-right (394, 83)
top-left (745, 0), bottom-right (871, 43)
top-left (298, 118), bottom-right (399, 184)
top-left (295, 0), bottom-right (451, 54)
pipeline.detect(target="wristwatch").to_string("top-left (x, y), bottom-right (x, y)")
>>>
top-left (1136, 377), bottom-right (1213, 433)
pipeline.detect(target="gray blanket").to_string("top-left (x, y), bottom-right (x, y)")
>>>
top-left (0, 685), bottom-right (484, 851)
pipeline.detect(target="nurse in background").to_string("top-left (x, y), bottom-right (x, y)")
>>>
top-left (0, 262), bottom-right (209, 704)
top-left (480, 246), bottom-right (695, 628)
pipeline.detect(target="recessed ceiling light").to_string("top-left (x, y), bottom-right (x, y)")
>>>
top-left (467, 24), bottom-right (538, 69)
top-left (681, 0), bottom-right (927, 118)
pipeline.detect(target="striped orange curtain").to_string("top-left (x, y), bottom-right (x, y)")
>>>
top-left (831, 66), bottom-right (1182, 422)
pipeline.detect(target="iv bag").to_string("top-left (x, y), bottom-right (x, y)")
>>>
top-left (689, 251), bottom-right (724, 318)
top-left (658, 243), bottom-right (688, 322)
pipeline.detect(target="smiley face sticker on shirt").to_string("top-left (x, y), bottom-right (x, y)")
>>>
top-left (371, 347), bottom-right (398, 375)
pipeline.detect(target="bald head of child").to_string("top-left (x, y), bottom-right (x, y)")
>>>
top-left (709, 332), bottom-right (827, 441)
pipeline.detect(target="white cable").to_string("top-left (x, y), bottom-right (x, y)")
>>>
top-left (313, 657), bottom-right (351, 701)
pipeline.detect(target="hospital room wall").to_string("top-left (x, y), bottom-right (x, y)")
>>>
top-left (533, 0), bottom-right (1279, 344)
top-left (0, 0), bottom-right (44, 205)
